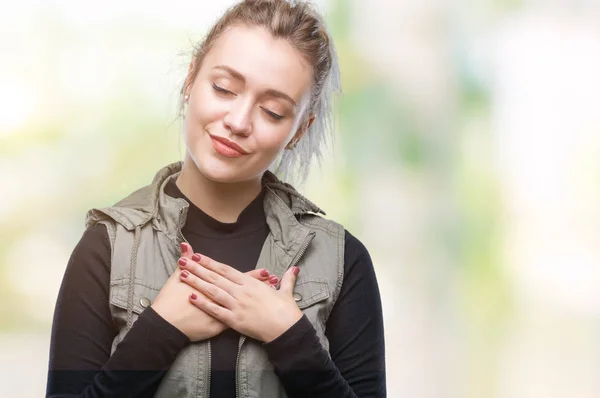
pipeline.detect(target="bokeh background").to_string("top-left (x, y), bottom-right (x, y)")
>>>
top-left (2, 0), bottom-right (600, 396)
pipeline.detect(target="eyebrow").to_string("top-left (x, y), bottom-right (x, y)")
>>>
top-left (212, 65), bottom-right (298, 107)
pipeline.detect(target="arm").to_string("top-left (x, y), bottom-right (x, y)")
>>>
top-left (263, 230), bottom-right (387, 397)
top-left (46, 224), bottom-right (190, 397)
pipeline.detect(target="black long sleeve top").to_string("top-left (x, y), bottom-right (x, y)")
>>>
top-left (46, 180), bottom-right (386, 397)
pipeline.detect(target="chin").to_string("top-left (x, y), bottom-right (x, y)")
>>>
top-left (191, 152), bottom-right (257, 184)
top-left (184, 135), bottom-right (234, 182)
top-left (194, 157), bottom-right (238, 182)
top-left (185, 133), bottom-right (271, 184)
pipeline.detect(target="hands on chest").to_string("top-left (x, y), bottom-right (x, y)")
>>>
top-left (151, 242), bottom-right (303, 343)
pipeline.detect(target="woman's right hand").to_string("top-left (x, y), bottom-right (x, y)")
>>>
top-left (151, 243), bottom-right (277, 342)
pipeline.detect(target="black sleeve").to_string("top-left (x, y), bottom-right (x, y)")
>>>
top-left (263, 230), bottom-right (387, 397)
top-left (46, 224), bottom-right (190, 398)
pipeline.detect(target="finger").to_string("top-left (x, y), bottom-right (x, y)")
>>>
top-left (189, 291), bottom-right (236, 326)
top-left (268, 275), bottom-right (279, 285)
top-left (180, 242), bottom-right (194, 258)
top-left (191, 253), bottom-right (247, 285)
top-left (180, 269), bottom-right (236, 309)
top-left (261, 275), bottom-right (278, 287)
top-left (189, 289), bottom-right (222, 308)
top-left (247, 268), bottom-right (270, 281)
top-left (178, 257), bottom-right (239, 297)
top-left (279, 266), bottom-right (299, 296)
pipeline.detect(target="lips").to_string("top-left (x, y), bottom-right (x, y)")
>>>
top-left (209, 134), bottom-right (249, 158)
top-left (209, 134), bottom-right (248, 155)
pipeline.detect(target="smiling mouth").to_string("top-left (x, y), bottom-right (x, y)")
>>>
top-left (209, 134), bottom-right (248, 158)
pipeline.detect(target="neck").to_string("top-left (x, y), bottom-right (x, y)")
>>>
top-left (175, 155), bottom-right (263, 224)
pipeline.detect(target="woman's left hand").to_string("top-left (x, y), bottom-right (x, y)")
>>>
top-left (177, 253), bottom-right (304, 343)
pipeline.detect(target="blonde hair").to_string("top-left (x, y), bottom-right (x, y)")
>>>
top-left (179, 0), bottom-right (341, 187)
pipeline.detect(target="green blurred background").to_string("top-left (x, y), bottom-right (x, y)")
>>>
top-left (2, 0), bottom-right (600, 396)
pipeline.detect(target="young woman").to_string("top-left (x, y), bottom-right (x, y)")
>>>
top-left (46, 0), bottom-right (386, 397)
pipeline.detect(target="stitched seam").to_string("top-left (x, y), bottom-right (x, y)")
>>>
top-left (266, 187), bottom-right (301, 254)
top-left (294, 280), bottom-right (329, 308)
top-left (110, 297), bottom-right (143, 314)
top-left (298, 215), bottom-right (340, 232)
top-left (160, 228), bottom-right (180, 247)
top-left (299, 219), bottom-right (344, 239)
top-left (196, 343), bottom-right (202, 396)
top-left (298, 292), bottom-right (328, 308)
top-left (323, 225), bottom-right (345, 323)
top-left (294, 278), bottom-right (328, 285)
top-left (298, 288), bottom-right (327, 301)
top-left (110, 279), bottom-right (161, 291)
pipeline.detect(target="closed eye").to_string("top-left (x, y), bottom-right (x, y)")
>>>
top-left (212, 83), bottom-right (235, 96)
top-left (262, 108), bottom-right (284, 121)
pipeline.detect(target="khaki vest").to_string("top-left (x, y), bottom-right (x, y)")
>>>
top-left (85, 162), bottom-right (345, 397)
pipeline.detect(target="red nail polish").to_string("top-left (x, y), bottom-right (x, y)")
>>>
top-left (260, 269), bottom-right (269, 277)
top-left (269, 275), bottom-right (279, 283)
top-left (293, 267), bottom-right (299, 276)
top-left (178, 258), bottom-right (187, 267)
top-left (190, 293), bottom-right (198, 300)
top-left (180, 242), bottom-right (187, 252)
top-left (181, 270), bottom-right (189, 278)
top-left (192, 253), bottom-right (201, 262)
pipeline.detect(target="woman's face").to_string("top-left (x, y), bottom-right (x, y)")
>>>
top-left (184, 24), bottom-right (314, 183)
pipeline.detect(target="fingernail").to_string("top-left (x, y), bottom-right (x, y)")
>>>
top-left (181, 270), bottom-right (189, 278)
top-left (180, 242), bottom-right (187, 252)
top-left (269, 275), bottom-right (279, 283)
top-left (293, 267), bottom-right (299, 276)
top-left (178, 258), bottom-right (187, 267)
top-left (190, 293), bottom-right (198, 300)
top-left (260, 269), bottom-right (269, 277)
top-left (192, 253), bottom-right (201, 262)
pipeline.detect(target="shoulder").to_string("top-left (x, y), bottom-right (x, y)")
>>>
top-left (297, 214), bottom-right (373, 265)
top-left (65, 223), bottom-right (112, 281)
top-left (343, 228), bottom-right (371, 262)
top-left (85, 162), bottom-right (181, 230)
top-left (298, 214), bottom-right (371, 257)
top-left (77, 223), bottom-right (111, 254)
top-left (297, 213), bottom-right (345, 239)
top-left (341, 228), bottom-right (378, 288)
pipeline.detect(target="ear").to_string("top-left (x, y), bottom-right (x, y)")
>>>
top-left (184, 60), bottom-right (198, 97)
top-left (307, 114), bottom-right (316, 129)
top-left (285, 114), bottom-right (316, 149)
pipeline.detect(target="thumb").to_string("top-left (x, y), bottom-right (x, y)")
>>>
top-left (180, 242), bottom-right (194, 258)
top-left (279, 266), bottom-right (300, 295)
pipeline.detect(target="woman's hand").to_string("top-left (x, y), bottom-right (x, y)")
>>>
top-left (151, 243), bottom-right (278, 342)
top-left (177, 253), bottom-right (304, 343)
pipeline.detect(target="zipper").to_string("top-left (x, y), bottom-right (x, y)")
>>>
top-left (207, 340), bottom-right (212, 398)
top-left (177, 210), bottom-right (213, 398)
top-left (177, 206), bottom-right (190, 246)
top-left (235, 231), bottom-right (315, 398)
top-left (288, 231), bottom-right (315, 269)
top-left (175, 206), bottom-right (213, 397)
top-left (235, 335), bottom-right (245, 398)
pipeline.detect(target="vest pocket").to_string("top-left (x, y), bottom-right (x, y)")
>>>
top-left (109, 279), bottom-right (161, 315)
top-left (292, 277), bottom-right (330, 309)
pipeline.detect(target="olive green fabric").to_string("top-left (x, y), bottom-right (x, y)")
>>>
top-left (85, 162), bottom-right (345, 397)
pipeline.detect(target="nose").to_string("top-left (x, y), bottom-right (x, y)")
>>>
top-left (223, 98), bottom-right (252, 136)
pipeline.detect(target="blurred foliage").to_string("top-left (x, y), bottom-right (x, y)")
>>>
top-left (0, 1), bottom-right (550, 397)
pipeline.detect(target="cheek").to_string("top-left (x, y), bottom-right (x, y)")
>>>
top-left (254, 123), bottom-right (295, 153)
top-left (187, 83), bottom-right (224, 128)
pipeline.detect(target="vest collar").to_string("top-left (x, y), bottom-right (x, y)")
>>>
top-left (86, 161), bottom-right (325, 251)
